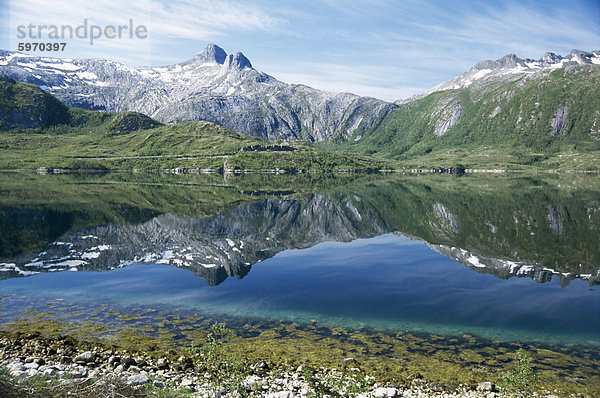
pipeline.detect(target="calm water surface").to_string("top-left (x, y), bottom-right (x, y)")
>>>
top-left (0, 172), bottom-right (598, 346)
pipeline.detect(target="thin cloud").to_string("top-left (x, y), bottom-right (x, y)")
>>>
top-left (149, 0), bottom-right (278, 39)
top-left (9, 0), bottom-right (276, 33)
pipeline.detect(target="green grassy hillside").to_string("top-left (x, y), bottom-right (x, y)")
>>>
top-left (0, 74), bottom-right (70, 130)
top-left (0, 73), bottom-right (162, 134)
top-left (325, 65), bottom-right (600, 170)
top-left (67, 108), bottom-right (162, 134)
top-left (0, 120), bottom-right (390, 171)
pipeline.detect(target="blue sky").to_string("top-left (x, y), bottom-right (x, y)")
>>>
top-left (1, 0), bottom-right (599, 100)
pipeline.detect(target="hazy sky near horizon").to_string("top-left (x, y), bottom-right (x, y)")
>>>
top-left (1, 0), bottom-right (599, 101)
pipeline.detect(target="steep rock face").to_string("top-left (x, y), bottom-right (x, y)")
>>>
top-left (434, 105), bottom-right (462, 137)
top-left (0, 45), bottom-right (395, 141)
top-left (551, 106), bottom-right (569, 136)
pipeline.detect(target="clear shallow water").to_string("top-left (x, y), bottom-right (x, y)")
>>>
top-left (1, 233), bottom-right (598, 346)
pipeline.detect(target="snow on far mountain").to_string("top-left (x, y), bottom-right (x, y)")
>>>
top-left (429, 243), bottom-right (598, 287)
top-left (398, 50), bottom-right (600, 104)
top-left (0, 45), bottom-right (394, 141)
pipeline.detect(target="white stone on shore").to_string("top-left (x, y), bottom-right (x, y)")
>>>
top-left (43, 368), bottom-right (57, 376)
top-left (373, 386), bottom-right (400, 397)
top-left (73, 351), bottom-right (95, 363)
top-left (243, 375), bottom-right (262, 391)
top-left (180, 377), bottom-right (195, 387)
top-left (264, 392), bottom-right (295, 398)
top-left (477, 381), bottom-right (495, 392)
top-left (127, 373), bottom-right (149, 385)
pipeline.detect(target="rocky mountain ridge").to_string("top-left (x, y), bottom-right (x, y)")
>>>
top-left (1, 47), bottom-right (598, 168)
top-left (398, 49), bottom-right (600, 104)
top-left (0, 44), bottom-right (394, 141)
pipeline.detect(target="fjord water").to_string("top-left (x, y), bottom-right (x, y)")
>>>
top-left (0, 172), bottom-right (599, 347)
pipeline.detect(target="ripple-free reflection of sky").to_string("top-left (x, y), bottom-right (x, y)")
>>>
top-left (1, 234), bottom-right (598, 345)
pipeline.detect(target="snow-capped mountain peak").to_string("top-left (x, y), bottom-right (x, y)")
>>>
top-left (223, 52), bottom-right (252, 70)
top-left (0, 44), bottom-right (393, 141)
top-left (408, 49), bottom-right (600, 101)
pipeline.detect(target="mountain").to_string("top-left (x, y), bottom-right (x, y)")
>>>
top-left (0, 70), bottom-right (390, 172)
top-left (2, 47), bottom-right (598, 169)
top-left (329, 50), bottom-right (600, 169)
top-left (0, 45), bottom-right (395, 141)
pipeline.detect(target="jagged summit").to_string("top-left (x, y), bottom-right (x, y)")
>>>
top-left (472, 50), bottom-right (599, 72)
top-left (224, 52), bottom-right (252, 69)
top-left (187, 44), bottom-right (251, 69)
top-left (472, 53), bottom-right (521, 70)
top-left (194, 43), bottom-right (228, 64)
top-left (568, 49), bottom-right (594, 64)
top-left (541, 52), bottom-right (561, 64)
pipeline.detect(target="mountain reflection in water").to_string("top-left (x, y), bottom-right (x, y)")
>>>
top-left (0, 172), bottom-right (598, 287)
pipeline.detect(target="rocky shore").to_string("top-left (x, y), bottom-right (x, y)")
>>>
top-left (0, 333), bottom-right (581, 398)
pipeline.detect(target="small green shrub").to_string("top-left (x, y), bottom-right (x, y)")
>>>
top-left (190, 322), bottom-right (250, 397)
top-left (500, 348), bottom-right (539, 397)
